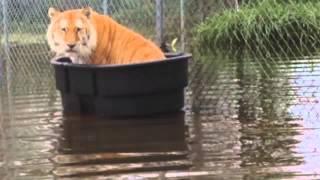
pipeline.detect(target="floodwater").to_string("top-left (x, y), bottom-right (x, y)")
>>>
top-left (1, 52), bottom-right (320, 179)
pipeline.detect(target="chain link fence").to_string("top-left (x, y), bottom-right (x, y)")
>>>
top-left (1, 0), bottom-right (319, 128)
top-left (0, 0), bottom-right (235, 91)
top-left (1, 0), bottom-right (320, 178)
top-left (1, 1), bottom-right (320, 121)
top-left (0, 0), bottom-right (157, 92)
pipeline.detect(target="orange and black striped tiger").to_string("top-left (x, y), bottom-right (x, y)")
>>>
top-left (47, 7), bottom-right (165, 64)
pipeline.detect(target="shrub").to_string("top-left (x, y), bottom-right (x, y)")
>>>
top-left (195, 0), bottom-right (320, 55)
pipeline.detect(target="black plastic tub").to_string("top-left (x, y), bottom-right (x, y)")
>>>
top-left (51, 53), bottom-right (191, 117)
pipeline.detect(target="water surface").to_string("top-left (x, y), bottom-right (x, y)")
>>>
top-left (1, 52), bottom-right (320, 179)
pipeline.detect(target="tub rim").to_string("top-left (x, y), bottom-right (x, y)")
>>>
top-left (50, 52), bottom-right (192, 69)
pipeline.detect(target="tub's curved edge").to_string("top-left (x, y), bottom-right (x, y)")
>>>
top-left (50, 53), bottom-right (192, 69)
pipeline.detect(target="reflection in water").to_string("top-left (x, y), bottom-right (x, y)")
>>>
top-left (54, 112), bottom-right (190, 178)
top-left (0, 87), bottom-right (62, 180)
top-left (1, 50), bottom-right (320, 179)
top-left (187, 52), bottom-right (317, 178)
top-left (236, 57), bottom-right (304, 173)
top-left (287, 61), bottom-right (320, 175)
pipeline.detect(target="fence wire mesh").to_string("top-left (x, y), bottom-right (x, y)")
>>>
top-left (1, 1), bottom-right (320, 178)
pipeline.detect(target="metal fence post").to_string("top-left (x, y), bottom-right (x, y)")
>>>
top-left (103, 0), bottom-right (109, 15)
top-left (2, 0), bottom-right (9, 59)
top-left (2, 0), bottom-right (13, 118)
top-left (2, 0), bottom-right (11, 88)
top-left (156, 0), bottom-right (164, 46)
top-left (180, 0), bottom-right (185, 51)
top-left (1, 1), bottom-right (13, 179)
top-left (235, 0), bottom-right (240, 11)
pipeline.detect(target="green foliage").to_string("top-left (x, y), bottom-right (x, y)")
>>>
top-left (195, 1), bottom-right (320, 55)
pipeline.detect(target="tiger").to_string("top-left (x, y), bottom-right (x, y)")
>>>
top-left (46, 7), bottom-right (165, 65)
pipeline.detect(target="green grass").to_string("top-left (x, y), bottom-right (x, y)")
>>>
top-left (195, 0), bottom-right (320, 55)
top-left (1, 33), bottom-right (46, 45)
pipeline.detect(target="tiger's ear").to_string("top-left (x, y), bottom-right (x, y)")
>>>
top-left (82, 7), bottom-right (92, 18)
top-left (48, 7), bottom-right (60, 19)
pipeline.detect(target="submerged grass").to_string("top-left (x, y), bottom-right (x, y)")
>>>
top-left (195, 0), bottom-right (320, 56)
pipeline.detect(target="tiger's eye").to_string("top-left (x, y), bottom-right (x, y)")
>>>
top-left (76, 27), bottom-right (81, 32)
top-left (61, 28), bottom-right (67, 32)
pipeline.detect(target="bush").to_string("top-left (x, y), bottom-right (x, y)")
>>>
top-left (195, 0), bottom-right (320, 55)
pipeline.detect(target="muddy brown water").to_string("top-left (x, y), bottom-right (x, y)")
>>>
top-left (1, 51), bottom-right (320, 179)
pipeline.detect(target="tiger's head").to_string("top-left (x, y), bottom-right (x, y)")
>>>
top-left (46, 7), bottom-right (97, 63)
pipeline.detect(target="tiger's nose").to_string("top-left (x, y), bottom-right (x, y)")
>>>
top-left (67, 44), bottom-right (76, 49)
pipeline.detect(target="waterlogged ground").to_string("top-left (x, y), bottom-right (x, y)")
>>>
top-left (1, 52), bottom-right (320, 179)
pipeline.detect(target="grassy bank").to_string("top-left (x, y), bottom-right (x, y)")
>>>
top-left (195, 1), bottom-right (320, 55)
